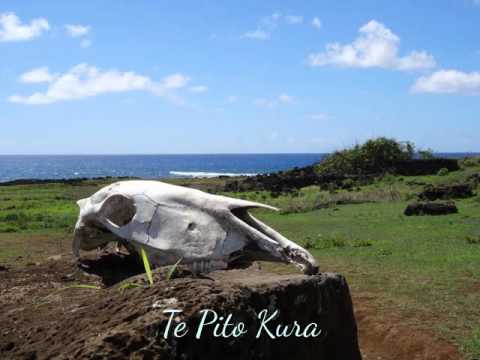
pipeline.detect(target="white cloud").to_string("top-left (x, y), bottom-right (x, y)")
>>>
top-left (308, 20), bottom-right (435, 71)
top-left (285, 15), bottom-right (303, 25)
top-left (0, 12), bottom-right (49, 42)
top-left (312, 17), bottom-right (322, 29)
top-left (411, 69), bottom-right (480, 95)
top-left (19, 67), bottom-right (55, 83)
top-left (189, 85), bottom-right (208, 93)
top-left (65, 24), bottom-right (90, 37)
top-left (241, 29), bottom-right (270, 40)
top-left (9, 64), bottom-right (191, 105)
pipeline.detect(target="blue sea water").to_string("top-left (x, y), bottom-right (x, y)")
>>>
top-left (0, 153), bottom-right (477, 182)
top-left (0, 154), bottom-right (327, 182)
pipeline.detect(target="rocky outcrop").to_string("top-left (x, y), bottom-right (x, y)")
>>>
top-left (404, 201), bottom-right (458, 216)
top-left (418, 183), bottom-right (474, 201)
top-left (224, 166), bottom-right (375, 194)
top-left (224, 158), bottom-right (460, 194)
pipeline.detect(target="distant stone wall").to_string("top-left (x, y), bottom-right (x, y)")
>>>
top-left (391, 159), bottom-right (459, 176)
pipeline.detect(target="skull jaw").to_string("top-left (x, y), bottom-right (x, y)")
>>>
top-left (73, 225), bottom-right (319, 275)
top-left (72, 224), bottom-right (120, 256)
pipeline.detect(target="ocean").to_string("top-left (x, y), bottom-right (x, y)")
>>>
top-left (0, 154), bottom-right (326, 182)
top-left (0, 153), bottom-right (477, 182)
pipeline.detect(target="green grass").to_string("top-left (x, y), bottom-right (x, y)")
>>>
top-left (166, 257), bottom-right (183, 280)
top-left (256, 199), bottom-right (480, 357)
top-left (140, 247), bottom-right (154, 286)
top-left (0, 165), bottom-right (479, 357)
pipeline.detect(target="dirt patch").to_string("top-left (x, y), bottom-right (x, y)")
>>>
top-left (354, 293), bottom-right (461, 360)
top-left (0, 252), bottom-right (462, 359)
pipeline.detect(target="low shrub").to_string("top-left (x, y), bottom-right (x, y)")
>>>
top-left (437, 168), bottom-right (449, 176)
top-left (466, 235), bottom-right (480, 245)
top-left (353, 239), bottom-right (373, 247)
top-left (461, 157), bottom-right (480, 167)
top-left (303, 234), bottom-right (371, 249)
top-left (0, 225), bottom-right (19, 233)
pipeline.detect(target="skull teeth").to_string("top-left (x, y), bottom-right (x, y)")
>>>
top-left (187, 260), bottom-right (228, 274)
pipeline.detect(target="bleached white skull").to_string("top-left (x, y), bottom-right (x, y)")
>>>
top-left (73, 180), bottom-right (318, 274)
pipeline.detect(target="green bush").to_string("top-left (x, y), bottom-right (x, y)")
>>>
top-left (462, 157), bottom-right (480, 167)
top-left (466, 235), bottom-right (480, 245)
top-left (353, 239), bottom-right (373, 247)
top-left (418, 149), bottom-right (435, 159)
top-left (303, 233), bottom-right (370, 249)
top-left (316, 137), bottom-right (415, 176)
top-left (304, 236), bottom-right (316, 249)
top-left (0, 225), bottom-right (19, 233)
top-left (437, 168), bottom-right (449, 176)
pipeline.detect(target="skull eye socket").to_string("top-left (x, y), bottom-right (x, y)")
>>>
top-left (101, 194), bottom-right (136, 227)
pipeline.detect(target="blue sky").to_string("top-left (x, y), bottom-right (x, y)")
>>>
top-left (1, 0), bottom-right (479, 154)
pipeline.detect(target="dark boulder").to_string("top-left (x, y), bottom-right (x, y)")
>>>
top-left (404, 201), bottom-right (458, 216)
top-left (418, 183), bottom-right (474, 201)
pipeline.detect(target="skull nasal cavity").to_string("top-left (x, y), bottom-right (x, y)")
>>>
top-left (101, 194), bottom-right (136, 227)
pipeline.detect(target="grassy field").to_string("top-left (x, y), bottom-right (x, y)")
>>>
top-left (0, 162), bottom-right (479, 357)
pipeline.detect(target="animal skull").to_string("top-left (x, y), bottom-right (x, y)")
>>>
top-left (73, 180), bottom-right (318, 275)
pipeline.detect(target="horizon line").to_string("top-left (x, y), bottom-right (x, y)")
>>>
top-left (0, 151), bottom-right (479, 156)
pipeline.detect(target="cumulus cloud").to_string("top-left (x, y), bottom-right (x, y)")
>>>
top-left (411, 69), bottom-right (480, 95)
top-left (308, 20), bottom-right (435, 71)
top-left (19, 67), bottom-right (56, 83)
top-left (0, 12), bottom-right (49, 42)
top-left (9, 64), bottom-right (191, 105)
top-left (65, 24), bottom-right (90, 37)
top-left (312, 17), bottom-right (322, 29)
